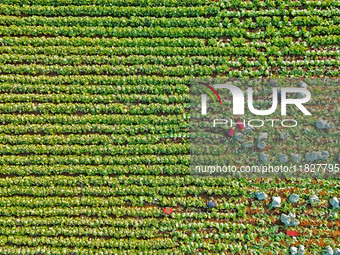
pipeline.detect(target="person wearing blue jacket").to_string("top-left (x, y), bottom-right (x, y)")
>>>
top-left (207, 197), bottom-right (217, 209)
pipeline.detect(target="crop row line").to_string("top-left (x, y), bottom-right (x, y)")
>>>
top-left (0, 54), bottom-right (339, 67)
top-left (1, 35), bottom-right (339, 47)
top-left (0, 64), bottom-right (339, 77)
top-left (1, 46), bottom-right (339, 57)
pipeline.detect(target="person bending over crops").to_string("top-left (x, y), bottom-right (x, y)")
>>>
top-left (207, 197), bottom-right (217, 209)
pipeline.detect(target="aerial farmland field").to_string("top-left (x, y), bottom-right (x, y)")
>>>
top-left (0, 0), bottom-right (339, 254)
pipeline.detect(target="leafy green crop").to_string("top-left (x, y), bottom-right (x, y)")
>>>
top-left (0, 0), bottom-right (339, 254)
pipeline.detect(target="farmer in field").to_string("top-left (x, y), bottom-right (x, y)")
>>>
top-left (206, 197), bottom-right (217, 210)
top-left (227, 118), bottom-right (244, 137)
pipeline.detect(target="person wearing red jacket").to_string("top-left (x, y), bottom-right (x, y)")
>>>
top-left (228, 127), bottom-right (236, 137)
